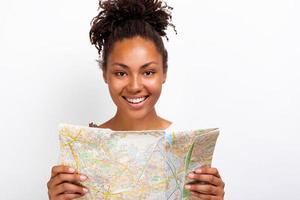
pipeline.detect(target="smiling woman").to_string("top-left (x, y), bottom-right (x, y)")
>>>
top-left (86, 0), bottom-right (175, 131)
top-left (46, 0), bottom-right (225, 199)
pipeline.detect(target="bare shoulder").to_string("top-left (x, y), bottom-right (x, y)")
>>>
top-left (89, 119), bottom-right (113, 129)
top-left (158, 117), bottom-right (172, 129)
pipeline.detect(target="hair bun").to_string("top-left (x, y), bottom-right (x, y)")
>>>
top-left (96, 0), bottom-right (176, 37)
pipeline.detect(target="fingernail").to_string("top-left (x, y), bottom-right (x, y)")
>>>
top-left (196, 169), bottom-right (202, 173)
top-left (83, 188), bottom-right (88, 193)
top-left (188, 173), bottom-right (194, 178)
top-left (68, 168), bottom-right (75, 173)
top-left (185, 185), bottom-right (191, 190)
top-left (80, 175), bottom-right (88, 181)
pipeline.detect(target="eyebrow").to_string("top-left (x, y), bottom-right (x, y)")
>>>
top-left (112, 61), bottom-right (158, 69)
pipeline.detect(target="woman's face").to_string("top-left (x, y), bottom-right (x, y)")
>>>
top-left (104, 36), bottom-right (167, 120)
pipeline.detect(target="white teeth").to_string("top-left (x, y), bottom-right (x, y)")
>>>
top-left (125, 96), bottom-right (147, 104)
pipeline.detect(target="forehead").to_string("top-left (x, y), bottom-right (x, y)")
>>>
top-left (107, 36), bottom-right (163, 66)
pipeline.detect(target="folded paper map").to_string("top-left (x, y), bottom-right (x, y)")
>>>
top-left (58, 124), bottom-right (219, 200)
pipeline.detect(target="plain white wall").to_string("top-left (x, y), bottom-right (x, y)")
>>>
top-left (0, 0), bottom-right (299, 199)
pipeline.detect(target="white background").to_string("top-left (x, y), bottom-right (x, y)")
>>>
top-left (0, 0), bottom-right (299, 199)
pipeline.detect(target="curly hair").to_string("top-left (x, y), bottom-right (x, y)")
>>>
top-left (89, 0), bottom-right (176, 71)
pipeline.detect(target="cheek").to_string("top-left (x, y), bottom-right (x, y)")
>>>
top-left (144, 78), bottom-right (163, 95)
top-left (107, 79), bottom-right (124, 95)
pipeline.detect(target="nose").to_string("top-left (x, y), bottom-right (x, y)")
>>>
top-left (127, 74), bottom-right (143, 93)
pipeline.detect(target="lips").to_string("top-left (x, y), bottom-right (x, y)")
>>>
top-left (122, 95), bottom-right (149, 104)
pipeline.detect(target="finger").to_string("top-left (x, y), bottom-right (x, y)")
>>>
top-left (50, 173), bottom-right (88, 188)
top-left (195, 166), bottom-right (221, 178)
top-left (190, 191), bottom-right (220, 200)
top-left (57, 193), bottom-right (84, 200)
top-left (185, 184), bottom-right (222, 196)
top-left (51, 165), bottom-right (76, 178)
top-left (55, 182), bottom-right (88, 196)
top-left (188, 173), bottom-right (223, 186)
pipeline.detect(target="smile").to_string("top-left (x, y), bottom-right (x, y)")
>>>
top-left (123, 96), bottom-right (149, 104)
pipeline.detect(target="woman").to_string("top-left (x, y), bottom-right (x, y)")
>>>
top-left (47, 0), bottom-right (225, 199)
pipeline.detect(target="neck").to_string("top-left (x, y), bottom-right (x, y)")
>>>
top-left (109, 109), bottom-right (164, 131)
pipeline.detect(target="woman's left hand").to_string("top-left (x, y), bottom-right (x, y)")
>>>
top-left (185, 166), bottom-right (225, 200)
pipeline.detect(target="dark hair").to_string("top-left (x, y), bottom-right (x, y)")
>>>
top-left (89, 0), bottom-right (176, 72)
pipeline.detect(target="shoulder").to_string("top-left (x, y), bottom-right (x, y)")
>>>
top-left (164, 121), bottom-right (188, 131)
top-left (88, 121), bottom-right (112, 129)
top-left (165, 123), bottom-right (174, 131)
top-left (157, 116), bottom-right (172, 130)
top-left (89, 122), bottom-right (99, 128)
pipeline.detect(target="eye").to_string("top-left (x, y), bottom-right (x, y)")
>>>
top-left (144, 71), bottom-right (155, 77)
top-left (115, 71), bottom-right (127, 77)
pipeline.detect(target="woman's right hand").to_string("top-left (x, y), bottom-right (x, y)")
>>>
top-left (47, 165), bottom-right (89, 200)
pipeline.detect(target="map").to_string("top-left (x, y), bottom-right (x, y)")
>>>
top-left (58, 124), bottom-right (219, 200)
